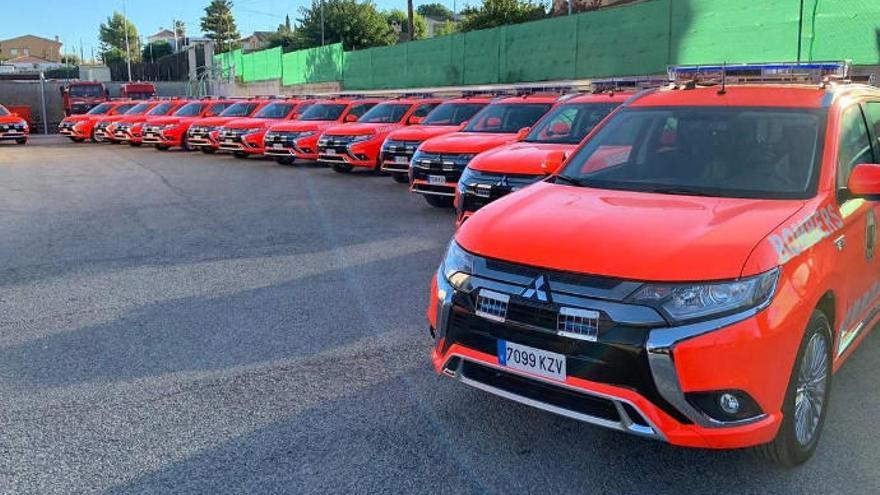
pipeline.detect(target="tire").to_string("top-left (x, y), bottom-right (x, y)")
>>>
top-left (129, 141), bottom-right (142, 147)
top-left (391, 172), bottom-right (409, 184)
top-left (233, 151), bottom-right (249, 159)
top-left (753, 310), bottom-right (832, 467)
top-left (201, 148), bottom-right (216, 154)
top-left (16, 138), bottom-right (27, 145)
top-left (332, 163), bottom-right (353, 173)
top-left (155, 144), bottom-right (170, 151)
top-left (70, 137), bottom-right (84, 143)
top-left (276, 157), bottom-right (294, 165)
top-left (424, 194), bottom-right (454, 208)
top-left (182, 135), bottom-right (194, 152)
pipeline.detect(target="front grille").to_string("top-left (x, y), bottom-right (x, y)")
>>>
top-left (318, 135), bottom-right (356, 147)
top-left (460, 171), bottom-right (541, 213)
top-left (381, 140), bottom-right (420, 170)
top-left (411, 152), bottom-right (472, 182)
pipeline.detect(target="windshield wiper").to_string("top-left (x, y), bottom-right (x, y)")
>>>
top-left (554, 175), bottom-right (588, 187)
top-left (638, 186), bottom-right (715, 197)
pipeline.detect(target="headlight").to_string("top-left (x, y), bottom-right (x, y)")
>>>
top-left (441, 241), bottom-right (475, 290)
top-left (350, 134), bottom-right (374, 144)
top-left (294, 131), bottom-right (316, 140)
top-left (458, 167), bottom-right (476, 193)
top-left (244, 128), bottom-right (263, 135)
top-left (163, 124), bottom-right (179, 130)
top-left (627, 268), bottom-right (780, 324)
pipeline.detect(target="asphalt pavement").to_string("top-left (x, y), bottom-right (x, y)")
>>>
top-left (0, 136), bottom-right (878, 494)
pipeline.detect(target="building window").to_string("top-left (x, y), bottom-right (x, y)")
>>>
top-left (10, 48), bottom-right (18, 56)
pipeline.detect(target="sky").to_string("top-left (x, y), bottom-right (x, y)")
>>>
top-left (0, 0), bottom-right (463, 61)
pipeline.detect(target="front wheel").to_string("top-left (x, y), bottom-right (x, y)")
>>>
top-left (70, 137), bottom-right (85, 143)
top-left (391, 172), bottom-right (409, 184)
top-left (332, 163), bottom-right (353, 173)
top-left (276, 157), bottom-right (294, 166)
top-left (128, 141), bottom-right (142, 147)
top-left (233, 151), bottom-right (249, 159)
top-left (423, 195), bottom-right (454, 208)
top-left (753, 311), bottom-right (832, 467)
top-left (201, 148), bottom-right (216, 154)
top-left (155, 144), bottom-right (170, 151)
top-left (16, 138), bottom-right (27, 145)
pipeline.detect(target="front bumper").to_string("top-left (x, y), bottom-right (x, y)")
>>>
top-left (316, 136), bottom-right (378, 167)
top-left (428, 266), bottom-right (786, 450)
top-left (263, 132), bottom-right (319, 160)
top-left (186, 129), bottom-right (216, 148)
top-left (218, 131), bottom-right (265, 154)
top-left (0, 132), bottom-right (27, 141)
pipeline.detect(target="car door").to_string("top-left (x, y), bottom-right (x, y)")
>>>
top-left (833, 103), bottom-right (879, 357)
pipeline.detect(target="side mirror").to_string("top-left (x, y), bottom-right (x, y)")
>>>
top-left (408, 115), bottom-right (424, 125)
top-left (848, 163), bottom-right (880, 199)
top-left (290, 113), bottom-right (300, 120)
top-left (458, 120), bottom-right (469, 130)
top-left (515, 127), bottom-right (531, 141)
top-left (541, 150), bottom-right (567, 175)
top-left (344, 114), bottom-right (358, 123)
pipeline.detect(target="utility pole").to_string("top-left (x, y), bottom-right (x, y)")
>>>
top-left (173, 18), bottom-right (178, 52)
top-left (320, 0), bottom-right (325, 46)
top-left (123, 0), bottom-right (132, 81)
top-left (407, 0), bottom-right (415, 41)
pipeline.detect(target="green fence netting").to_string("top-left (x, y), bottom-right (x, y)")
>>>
top-left (213, 0), bottom-right (880, 90)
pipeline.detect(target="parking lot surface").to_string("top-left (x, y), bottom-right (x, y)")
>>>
top-left (1, 137), bottom-right (878, 494)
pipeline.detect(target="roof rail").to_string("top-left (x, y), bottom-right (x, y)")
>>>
top-left (668, 61), bottom-right (851, 87)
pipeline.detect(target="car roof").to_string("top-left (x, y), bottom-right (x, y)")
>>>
top-left (494, 95), bottom-right (560, 104)
top-left (564, 92), bottom-right (636, 104)
top-left (443, 97), bottom-right (493, 104)
top-left (629, 85), bottom-right (831, 108)
top-left (378, 98), bottom-right (444, 105)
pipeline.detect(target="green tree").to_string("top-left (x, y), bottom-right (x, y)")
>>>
top-left (142, 41), bottom-right (174, 61)
top-left (201, 0), bottom-right (241, 53)
top-left (417, 3), bottom-right (454, 20)
top-left (60, 54), bottom-right (81, 65)
top-left (99, 11), bottom-right (142, 63)
top-left (385, 8), bottom-right (427, 41)
top-left (297, 0), bottom-right (396, 51)
top-left (458, 0), bottom-right (547, 32)
top-left (434, 19), bottom-right (459, 36)
top-left (266, 14), bottom-right (302, 50)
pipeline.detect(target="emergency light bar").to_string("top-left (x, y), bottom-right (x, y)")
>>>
top-left (668, 61), bottom-right (851, 85)
top-left (591, 76), bottom-right (668, 93)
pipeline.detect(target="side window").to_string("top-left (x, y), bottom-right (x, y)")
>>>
top-left (348, 103), bottom-right (374, 119)
top-left (538, 107), bottom-right (577, 140)
top-left (413, 103), bottom-right (438, 118)
top-left (862, 102), bottom-right (880, 151)
top-left (838, 106), bottom-right (875, 194)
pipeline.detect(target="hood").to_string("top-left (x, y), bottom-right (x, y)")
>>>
top-left (63, 114), bottom-right (94, 123)
top-left (147, 116), bottom-right (182, 126)
top-left (269, 120), bottom-right (333, 132)
top-left (387, 125), bottom-right (458, 142)
top-left (223, 117), bottom-right (273, 129)
top-left (456, 182), bottom-right (805, 282)
top-left (0, 116), bottom-right (25, 124)
top-left (116, 114), bottom-right (150, 124)
top-left (469, 142), bottom-right (574, 174)
top-left (193, 116), bottom-right (240, 127)
top-left (99, 115), bottom-right (127, 123)
top-left (323, 122), bottom-right (398, 136)
top-left (420, 132), bottom-right (517, 154)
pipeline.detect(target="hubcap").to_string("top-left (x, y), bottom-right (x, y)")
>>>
top-left (794, 332), bottom-right (829, 447)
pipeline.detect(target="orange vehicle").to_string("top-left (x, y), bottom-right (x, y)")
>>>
top-left (428, 62), bottom-right (880, 466)
top-left (58, 101), bottom-right (136, 142)
top-left (186, 99), bottom-right (270, 154)
top-left (0, 104), bottom-right (29, 145)
top-left (317, 97), bottom-right (443, 173)
top-left (120, 82), bottom-right (157, 100)
top-left (263, 98), bottom-right (382, 165)
top-left (141, 99), bottom-right (233, 151)
top-left (455, 92), bottom-right (629, 224)
top-left (379, 97), bottom-right (491, 183)
top-left (410, 95), bottom-right (557, 207)
top-left (216, 98), bottom-right (314, 159)
top-left (102, 100), bottom-right (163, 144)
top-left (96, 99), bottom-right (187, 143)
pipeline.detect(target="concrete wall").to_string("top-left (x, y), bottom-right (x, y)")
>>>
top-left (0, 80), bottom-right (190, 133)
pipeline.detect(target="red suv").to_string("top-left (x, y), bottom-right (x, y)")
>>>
top-left (317, 98), bottom-right (443, 173)
top-left (0, 104), bottom-right (29, 145)
top-left (410, 95), bottom-right (557, 207)
top-left (142, 99), bottom-right (232, 151)
top-left (59, 101), bottom-right (136, 143)
top-left (97, 100), bottom-right (187, 143)
top-left (455, 92), bottom-right (629, 224)
top-left (186, 99), bottom-right (269, 154)
top-left (380, 97), bottom-right (491, 183)
top-left (428, 62), bottom-right (880, 466)
top-left (217, 99), bottom-right (313, 159)
top-left (104, 101), bottom-right (163, 145)
top-left (263, 98), bottom-right (381, 165)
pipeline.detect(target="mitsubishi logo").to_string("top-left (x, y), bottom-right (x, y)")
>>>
top-left (522, 275), bottom-right (551, 303)
top-left (496, 176), bottom-right (510, 188)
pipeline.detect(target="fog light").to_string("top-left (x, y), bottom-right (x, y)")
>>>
top-left (719, 393), bottom-right (741, 415)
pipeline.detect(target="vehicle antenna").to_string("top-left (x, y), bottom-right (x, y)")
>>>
top-left (718, 62), bottom-right (727, 95)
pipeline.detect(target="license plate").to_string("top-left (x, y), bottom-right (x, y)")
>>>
top-left (428, 175), bottom-right (446, 185)
top-left (394, 155), bottom-right (409, 164)
top-left (498, 340), bottom-right (566, 382)
top-left (326, 149), bottom-right (337, 156)
top-left (272, 143), bottom-right (283, 149)
top-left (475, 184), bottom-right (492, 198)
top-left (225, 139), bottom-right (235, 144)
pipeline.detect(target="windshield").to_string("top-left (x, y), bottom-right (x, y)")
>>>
top-left (208, 102), bottom-right (229, 115)
top-left (69, 85), bottom-right (104, 97)
top-left (87, 103), bottom-right (113, 115)
top-left (113, 104), bottom-right (135, 114)
top-left (220, 102), bottom-right (258, 117)
top-left (147, 103), bottom-right (173, 115)
top-left (175, 103), bottom-right (206, 117)
top-left (358, 103), bottom-right (411, 124)
top-left (124, 103), bottom-right (151, 115)
top-left (526, 102), bottom-right (619, 144)
top-left (422, 102), bottom-right (487, 126)
top-left (0, 106), bottom-right (8, 117)
top-left (559, 107), bottom-right (825, 199)
top-left (254, 103), bottom-right (295, 119)
top-left (463, 103), bottom-right (552, 133)
top-left (299, 103), bottom-right (347, 121)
